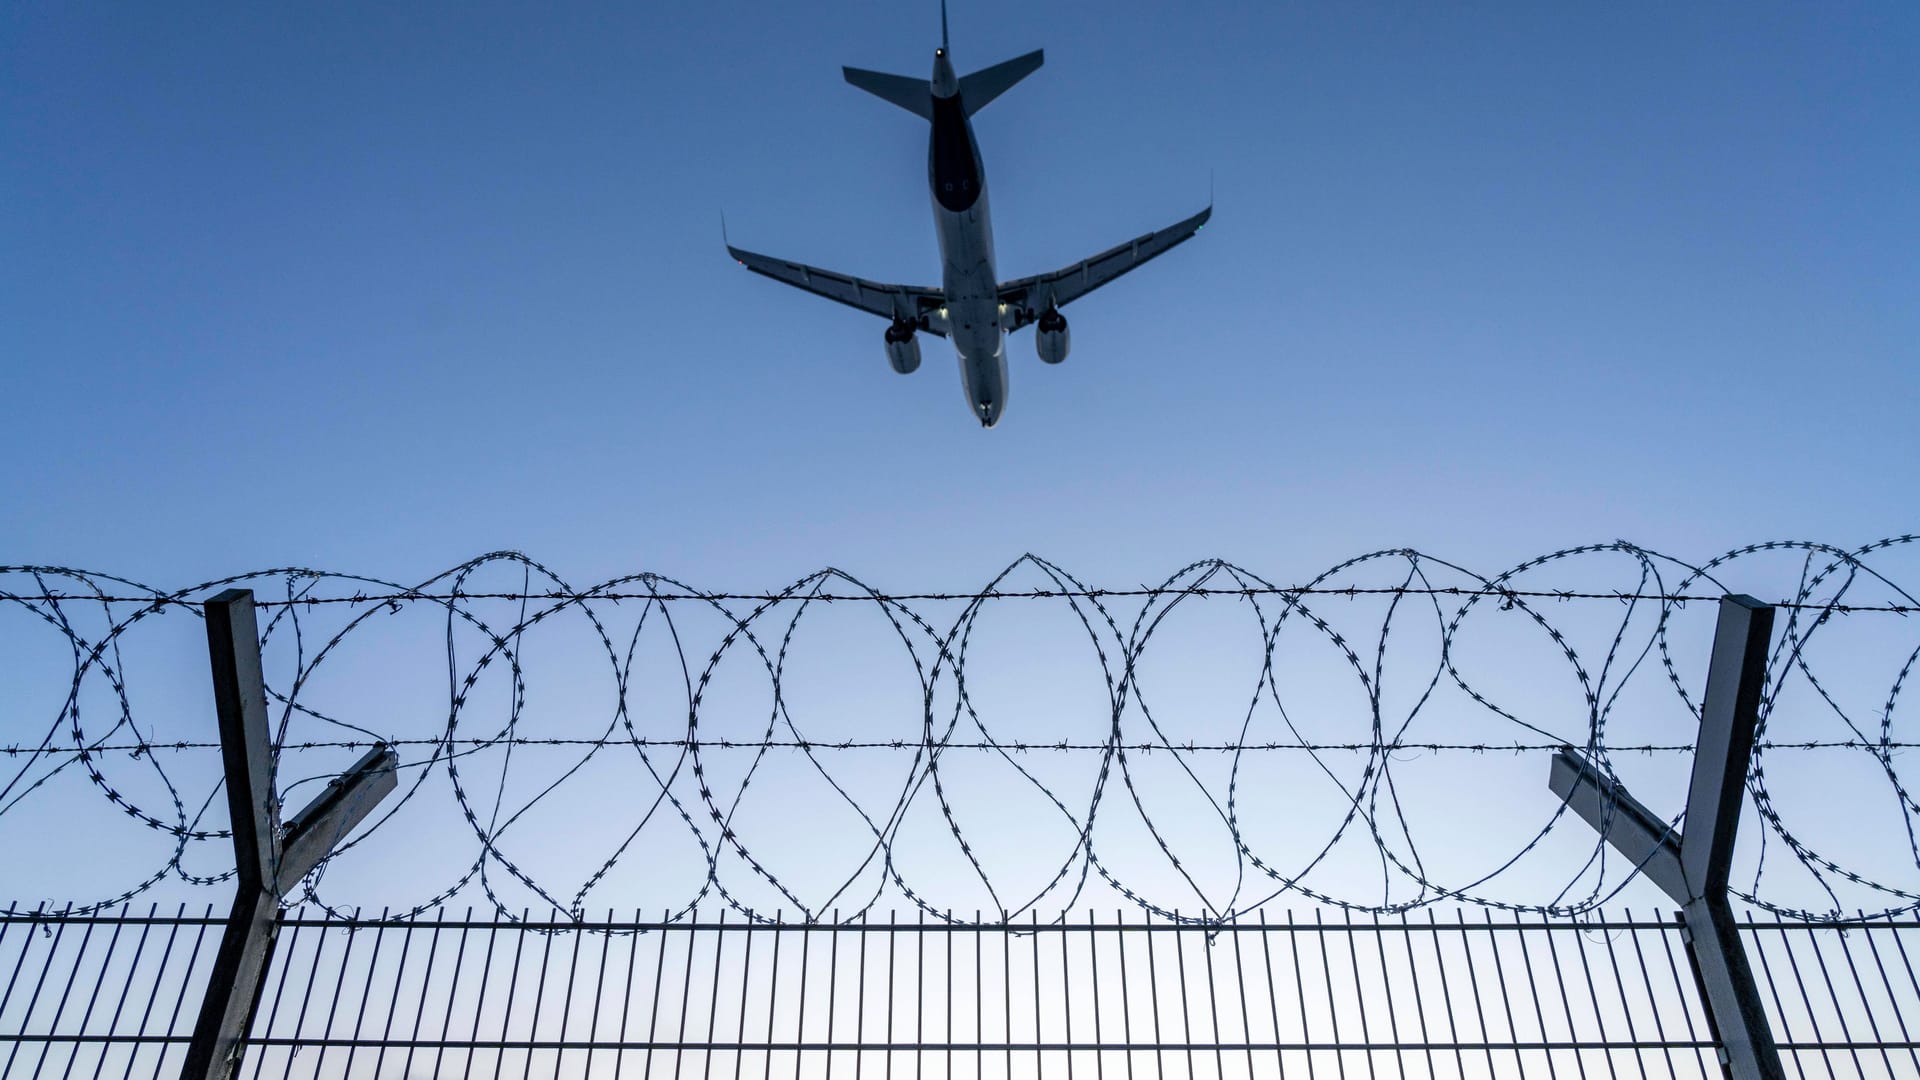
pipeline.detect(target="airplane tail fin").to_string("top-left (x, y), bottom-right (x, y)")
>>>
top-left (844, 44), bottom-right (1044, 121)
top-left (843, 67), bottom-right (934, 120)
top-left (958, 49), bottom-right (1043, 116)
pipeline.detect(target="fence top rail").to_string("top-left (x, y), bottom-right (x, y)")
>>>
top-left (6, 904), bottom-right (1919, 933)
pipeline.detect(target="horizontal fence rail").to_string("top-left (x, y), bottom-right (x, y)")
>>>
top-left (4, 907), bottom-right (1919, 1079)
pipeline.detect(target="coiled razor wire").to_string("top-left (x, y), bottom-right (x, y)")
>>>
top-left (2, 537), bottom-right (1916, 928)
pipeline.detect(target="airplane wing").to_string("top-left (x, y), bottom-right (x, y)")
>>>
top-left (996, 205), bottom-right (1211, 321)
top-left (727, 244), bottom-right (948, 336)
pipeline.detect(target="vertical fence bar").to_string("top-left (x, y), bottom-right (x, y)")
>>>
top-left (1258, 911), bottom-right (1291, 1080)
top-left (1200, 919), bottom-right (1223, 1080)
top-left (1029, 911), bottom-right (1044, 1080)
top-left (1062, 916), bottom-right (1076, 1080)
top-left (975, 916), bottom-right (985, 1080)
top-left (1367, 911), bottom-right (1402, 1080)
top-left (1456, 910), bottom-right (1497, 1079)
top-left (613, 910), bottom-right (639, 1080)
top-left (1396, 911), bottom-right (1435, 1080)
top-left (370, 914), bottom-right (417, 1080)
top-left (1482, 910), bottom-right (1525, 1079)
top-left (854, 916), bottom-right (868, 1080)
top-left (435, 909), bottom-right (478, 1080)
top-left (1342, 910), bottom-right (1376, 1080)
top-left (1172, 913), bottom-right (1197, 1080)
top-left (704, 911), bottom-right (726, 1080)
top-left (341, 910), bottom-right (390, 1080)
top-left (1313, 909), bottom-right (1344, 1080)
top-left (676, 913), bottom-right (700, 1080)
top-left (925, 910), bottom-right (933, 1080)
top-left (875, 916), bottom-right (891, 1080)
top-left (734, 915), bottom-right (756, 1080)
top-left (1090, 912), bottom-right (1108, 1080)
top-left (944, 913), bottom-right (954, 1080)
top-left (794, 914), bottom-right (811, 1080)
top-left (1424, 910), bottom-right (1466, 1080)
top-left (1513, 912), bottom-right (1562, 1080)
top-left (1226, 919), bottom-right (1252, 1080)
top-left (825, 914), bottom-right (840, 1080)
top-left (1116, 912), bottom-right (1136, 1080)
top-left (1281, 912), bottom-right (1317, 1080)
top-left (1143, 911), bottom-right (1164, 1080)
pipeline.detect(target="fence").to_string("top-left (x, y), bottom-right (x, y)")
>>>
top-left (3, 905), bottom-right (1918, 1079)
top-left (6, 541), bottom-right (1920, 1078)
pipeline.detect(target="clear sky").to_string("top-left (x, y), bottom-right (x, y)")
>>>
top-left (4, 2), bottom-right (1914, 589)
top-left (3, 4), bottom-right (1917, 920)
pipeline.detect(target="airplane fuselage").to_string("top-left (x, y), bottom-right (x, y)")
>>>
top-left (928, 50), bottom-right (1008, 427)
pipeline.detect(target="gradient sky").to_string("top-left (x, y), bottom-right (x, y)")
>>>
top-left (3, 4), bottom-right (1918, 920)
top-left (4, 2), bottom-right (1914, 591)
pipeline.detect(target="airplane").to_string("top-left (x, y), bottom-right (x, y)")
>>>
top-left (726, 4), bottom-right (1210, 428)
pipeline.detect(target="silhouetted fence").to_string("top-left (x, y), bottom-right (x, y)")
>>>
top-left (4, 905), bottom-right (1918, 1079)
top-left (8, 541), bottom-right (1920, 1079)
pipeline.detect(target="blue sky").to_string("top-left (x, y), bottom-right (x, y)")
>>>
top-left (3, 4), bottom-right (1917, 919)
top-left (4, 2), bottom-right (1914, 590)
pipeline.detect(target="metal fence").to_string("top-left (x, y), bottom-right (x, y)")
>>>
top-left (5, 905), bottom-right (1917, 1079)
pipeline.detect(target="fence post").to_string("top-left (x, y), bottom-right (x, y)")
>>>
top-left (1547, 595), bottom-right (1784, 1080)
top-left (179, 590), bottom-right (399, 1080)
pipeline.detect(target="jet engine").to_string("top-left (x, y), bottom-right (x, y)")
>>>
top-left (884, 320), bottom-right (921, 374)
top-left (1035, 308), bottom-right (1070, 364)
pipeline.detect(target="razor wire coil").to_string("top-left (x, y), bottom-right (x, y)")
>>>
top-left (3, 536), bottom-right (1917, 928)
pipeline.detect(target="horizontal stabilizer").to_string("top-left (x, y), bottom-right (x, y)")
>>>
top-left (843, 66), bottom-right (933, 120)
top-left (959, 49), bottom-right (1043, 115)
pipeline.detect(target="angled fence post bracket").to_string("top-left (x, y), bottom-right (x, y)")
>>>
top-left (1547, 594), bottom-right (1785, 1080)
top-left (179, 589), bottom-right (398, 1080)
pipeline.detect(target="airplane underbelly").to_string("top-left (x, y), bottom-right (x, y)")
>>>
top-left (934, 187), bottom-right (1004, 423)
top-left (935, 196), bottom-right (996, 302)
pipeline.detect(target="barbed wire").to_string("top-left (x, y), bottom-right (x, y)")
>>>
top-left (3, 536), bottom-right (1917, 927)
top-left (7, 738), bottom-right (1916, 758)
top-left (1, 585), bottom-right (1915, 611)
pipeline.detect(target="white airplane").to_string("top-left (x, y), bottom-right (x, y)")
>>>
top-left (727, 7), bottom-right (1210, 427)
